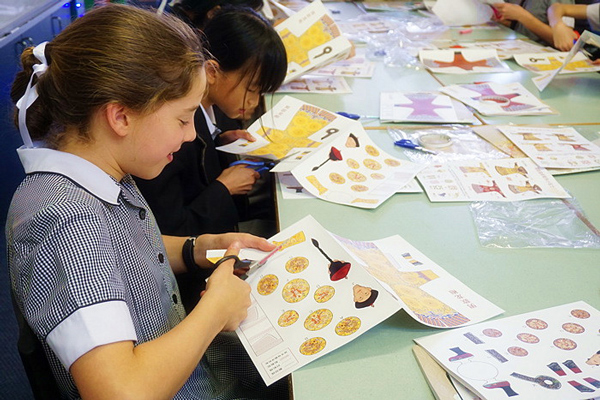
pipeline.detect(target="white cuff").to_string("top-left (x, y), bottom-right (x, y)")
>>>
top-left (47, 301), bottom-right (137, 369)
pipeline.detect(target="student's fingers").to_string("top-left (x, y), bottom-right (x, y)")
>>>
top-left (219, 129), bottom-right (255, 144)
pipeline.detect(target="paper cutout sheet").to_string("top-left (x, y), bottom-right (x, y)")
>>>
top-left (380, 92), bottom-right (476, 124)
top-left (276, 0), bottom-right (353, 83)
top-left (417, 158), bottom-right (570, 202)
top-left (514, 52), bottom-right (600, 74)
top-left (332, 234), bottom-right (503, 328)
top-left (236, 215), bottom-right (402, 386)
top-left (312, 55), bottom-right (376, 78)
top-left (533, 30), bottom-right (600, 91)
top-left (440, 82), bottom-right (554, 116)
top-left (216, 96), bottom-right (358, 171)
top-left (415, 301), bottom-right (600, 400)
top-left (277, 76), bottom-right (352, 94)
top-left (498, 126), bottom-right (600, 169)
top-left (338, 18), bottom-right (398, 35)
top-left (452, 39), bottom-right (554, 60)
top-left (290, 128), bottom-right (424, 209)
top-left (419, 49), bottom-right (511, 74)
top-left (432, 0), bottom-right (493, 26)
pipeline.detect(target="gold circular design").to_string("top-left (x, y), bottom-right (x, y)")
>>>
top-left (299, 337), bottom-right (326, 356)
top-left (365, 145), bottom-right (380, 157)
top-left (517, 333), bottom-right (539, 344)
top-left (363, 159), bottom-right (382, 170)
top-left (384, 158), bottom-right (401, 167)
top-left (351, 184), bottom-right (369, 192)
top-left (347, 171), bottom-right (366, 182)
top-left (278, 310), bottom-right (299, 327)
top-left (304, 309), bottom-right (333, 331)
top-left (347, 159), bottom-right (360, 169)
top-left (553, 337), bottom-right (577, 350)
top-left (329, 172), bottom-right (346, 185)
top-left (526, 318), bottom-right (548, 330)
top-left (257, 274), bottom-right (279, 296)
top-left (335, 317), bottom-right (361, 336)
top-left (285, 256), bottom-right (309, 274)
top-left (371, 173), bottom-right (385, 180)
top-left (314, 286), bottom-right (335, 303)
top-left (282, 279), bottom-right (310, 303)
top-left (570, 309), bottom-right (590, 319)
top-left (562, 322), bottom-right (585, 334)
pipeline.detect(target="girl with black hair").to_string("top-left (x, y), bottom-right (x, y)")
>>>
top-left (135, 6), bottom-right (287, 311)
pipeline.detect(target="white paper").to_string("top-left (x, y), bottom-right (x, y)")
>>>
top-left (312, 55), bottom-right (376, 78)
top-left (277, 76), bottom-right (352, 94)
top-left (455, 39), bottom-right (553, 60)
top-left (415, 301), bottom-right (600, 400)
top-left (441, 82), bottom-right (554, 116)
top-left (380, 92), bottom-right (475, 124)
top-left (514, 52), bottom-right (600, 74)
top-left (417, 158), bottom-right (571, 202)
top-left (419, 49), bottom-right (512, 74)
top-left (432, 0), bottom-right (493, 26)
top-left (276, 0), bottom-right (353, 83)
top-left (498, 126), bottom-right (600, 169)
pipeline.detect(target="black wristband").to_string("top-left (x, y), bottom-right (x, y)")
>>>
top-left (182, 236), bottom-right (201, 274)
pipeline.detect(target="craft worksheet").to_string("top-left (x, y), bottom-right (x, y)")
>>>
top-left (417, 158), bottom-right (570, 202)
top-left (332, 234), bottom-right (503, 329)
top-left (454, 39), bottom-right (553, 60)
top-left (419, 49), bottom-right (511, 74)
top-left (277, 76), bottom-right (352, 94)
top-left (415, 301), bottom-right (600, 400)
top-left (440, 82), bottom-right (554, 116)
top-left (380, 91), bottom-right (475, 123)
top-left (236, 216), bottom-right (402, 386)
top-left (312, 55), bottom-right (376, 78)
top-left (276, 0), bottom-right (353, 83)
top-left (514, 52), bottom-right (600, 74)
top-left (290, 127), bottom-right (424, 209)
top-left (498, 126), bottom-right (600, 169)
top-left (216, 96), bottom-right (358, 171)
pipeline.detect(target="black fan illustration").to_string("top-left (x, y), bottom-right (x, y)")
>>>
top-left (311, 238), bottom-right (351, 281)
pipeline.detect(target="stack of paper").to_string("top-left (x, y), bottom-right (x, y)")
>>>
top-left (419, 49), bottom-right (511, 74)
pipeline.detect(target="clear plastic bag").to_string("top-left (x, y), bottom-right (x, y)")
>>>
top-left (388, 127), bottom-right (508, 164)
top-left (470, 197), bottom-right (600, 248)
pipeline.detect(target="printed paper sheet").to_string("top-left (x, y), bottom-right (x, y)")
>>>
top-left (453, 39), bottom-right (553, 60)
top-left (514, 52), bottom-right (600, 74)
top-left (276, 0), bottom-right (353, 83)
top-left (441, 82), bottom-right (554, 116)
top-left (419, 49), bottom-right (511, 74)
top-left (380, 92), bottom-right (475, 123)
top-left (415, 301), bottom-right (600, 400)
top-left (312, 55), bottom-right (376, 78)
top-left (417, 158), bottom-right (570, 202)
top-left (498, 126), bottom-right (600, 169)
top-left (277, 76), bottom-right (352, 94)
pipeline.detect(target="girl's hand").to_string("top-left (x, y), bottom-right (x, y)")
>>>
top-left (218, 129), bottom-right (256, 145)
top-left (193, 233), bottom-right (276, 268)
top-left (552, 22), bottom-right (577, 51)
top-left (202, 242), bottom-right (251, 331)
top-left (493, 3), bottom-right (527, 22)
top-left (217, 165), bottom-right (259, 195)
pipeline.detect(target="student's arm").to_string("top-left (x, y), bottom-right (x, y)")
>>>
top-left (548, 4), bottom-right (588, 51)
top-left (493, 3), bottom-right (555, 45)
top-left (70, 247), bottom-right (251, 399)
top-left (163, 232), bottom-right (276, 275)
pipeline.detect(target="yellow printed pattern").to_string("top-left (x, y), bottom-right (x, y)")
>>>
top-left (280, 15), bottom-right (340, 69)
top-left (249, 105), bottom-right (336, 159)
top-left (526, 56), bottom-right (592, 72)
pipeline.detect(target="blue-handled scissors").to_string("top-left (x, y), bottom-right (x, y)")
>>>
top-left (229, 159), bottom-right (275, 173)
top-left (336, 111), bottom-right (379, 120)
top-left (394, 139), bottom-right (438, 154)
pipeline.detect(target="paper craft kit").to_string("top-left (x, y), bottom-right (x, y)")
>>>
top-left (380, 92), bottom-right (476, 123)
top-left (498, 126), bottom-right (600, 169)
top-left (419, 49), bottom-right (511, 74)
top-left (515, 52), bottom-right (600, 75)
top-left (453, 39), bottom-right (553, 60)
top-left (231, 215), bottom-right (502, 385)
top-left (277, 76), bottom-right (352, 94)
top-left (312, 55), bottom-right (376, 78)
top-left (276, 0), bottom-right (353, 83)
top-left (415, 301), bottom-right (600, 400)
top-left (417, 158), bottom-right (570, 202)
top-left (440, 82), bottom-right (554, 116)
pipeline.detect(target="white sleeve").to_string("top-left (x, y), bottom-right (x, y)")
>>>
top-left (588, 3), bottom-right (600, 31)
top-left (47, 301), bottom-right (137, 369)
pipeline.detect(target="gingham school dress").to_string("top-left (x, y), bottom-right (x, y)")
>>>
top-left (7, 147), bottom-right (285, 399)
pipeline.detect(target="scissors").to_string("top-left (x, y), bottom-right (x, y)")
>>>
top-left (240, 244), bottom-right (283, 279)
top-left (336, 111), bottom-right (379, 120)
top-left (229, 159), bottom-right (275, 173)
top-left (394, 139), bottom-right (438, 154)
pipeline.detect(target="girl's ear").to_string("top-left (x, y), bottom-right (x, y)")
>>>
top-left (204, 60), bottom-right (220, 85)
top-left (104, 102), bottom-right (132, 138)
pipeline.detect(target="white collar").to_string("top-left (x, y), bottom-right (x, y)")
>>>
top-left (200, 104), bottom-right (220, 139)
top-left (17, 146), bottom-right (121, 205)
